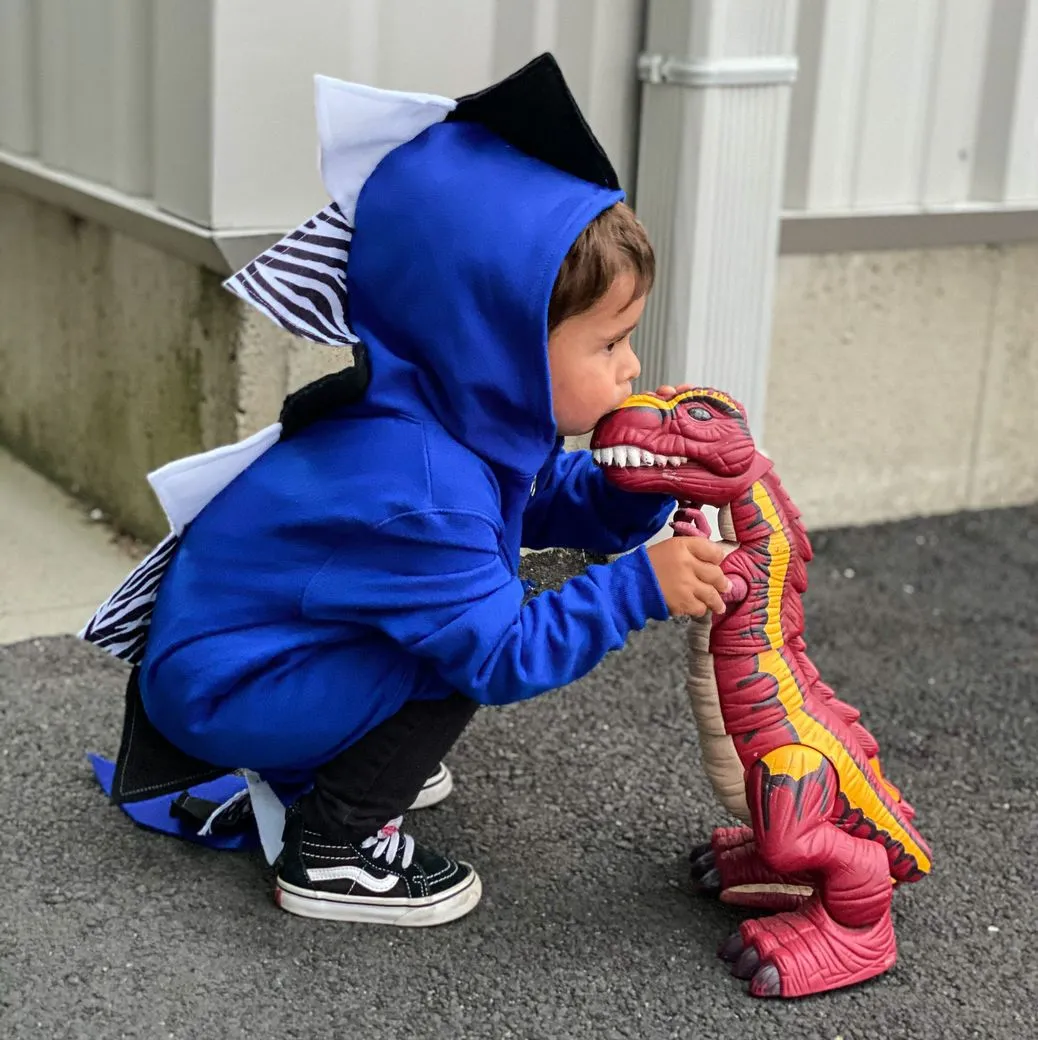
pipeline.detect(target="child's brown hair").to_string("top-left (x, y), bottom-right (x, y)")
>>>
top-left (548, 202), bottom-right (655, 331)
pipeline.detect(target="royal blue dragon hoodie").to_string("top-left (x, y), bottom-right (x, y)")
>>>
top-left (139, 120), bottom-right (674, 778)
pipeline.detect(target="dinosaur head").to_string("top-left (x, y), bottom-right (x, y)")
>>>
top-left (591, 388), bottom-right (767, 510)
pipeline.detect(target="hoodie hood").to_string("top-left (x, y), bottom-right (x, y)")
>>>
top-left (347, 120), bottom-right (623, 477)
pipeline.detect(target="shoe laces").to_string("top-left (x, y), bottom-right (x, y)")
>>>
top-left (361, 816), bottom-right (415, 870)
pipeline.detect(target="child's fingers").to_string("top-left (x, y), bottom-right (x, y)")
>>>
top-left (694, 581), bottom-right (727, 615)
top-left (656, 383), bottom-right (695, 398)
top-left (681, 537), bottom-right (725, 565)
top-left (690, 557), bottom-right (733, 594)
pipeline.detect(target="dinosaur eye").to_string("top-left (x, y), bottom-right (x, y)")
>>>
top-left (688, 406), bottom-right (712, 421)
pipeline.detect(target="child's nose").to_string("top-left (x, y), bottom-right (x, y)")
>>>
top-left (622, 347), bottom-right (641, 383)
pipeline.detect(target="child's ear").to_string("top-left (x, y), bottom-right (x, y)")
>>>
top-left (278, 342), bottom-right (371, 439)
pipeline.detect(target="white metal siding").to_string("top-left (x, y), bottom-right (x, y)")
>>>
top-left (5, 0), bottom-right (1038, 229)
top-left (0, 0), bottom-right (37, 155)
top-left (920, 0), bottom-right (993, 205)
top-left (784, 0), bottom-right (1038, 214)
top-left (0, 0), bottom-right (646, 230)
top-left (635, 0), bottom-right (798, 430)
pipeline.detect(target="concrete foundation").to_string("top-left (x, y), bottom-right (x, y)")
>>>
top-left (766, 244), bottom-right (1038, 528)
top-left (1, 189), bottom-right (1035, 540)
top-left (0, 190), bottom-right (344, 541)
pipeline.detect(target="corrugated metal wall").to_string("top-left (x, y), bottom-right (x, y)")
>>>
top-left (4, 1), bottom-right (1038, 226)
top-left (0, 0), bottom-right (647, 229)
top-left (785, 0), bottom-right (1038, 213)
top-left (4, 0), bottom-right (1038, 226)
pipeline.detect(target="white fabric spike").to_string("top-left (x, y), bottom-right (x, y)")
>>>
top-left (315, 75), bottom-right (455, 224)
top-left (245, 770), bottom-right (288, 865)
top-left (147, 422), bottom-right (283, 536)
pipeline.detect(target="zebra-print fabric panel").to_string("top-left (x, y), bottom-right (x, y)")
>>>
top-left (223, 203), bottom-right (358, 346)
top-left (78, 533), bottom-right (180, 664)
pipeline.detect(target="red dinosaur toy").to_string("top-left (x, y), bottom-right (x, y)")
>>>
top-left (591, 387), bottom-right (932, 999)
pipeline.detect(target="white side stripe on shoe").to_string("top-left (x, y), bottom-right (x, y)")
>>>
top-left (306, 866), bottom-right (401, 892)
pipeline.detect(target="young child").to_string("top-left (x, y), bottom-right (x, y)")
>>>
top-left (124, 65), bottom-right (731, 927)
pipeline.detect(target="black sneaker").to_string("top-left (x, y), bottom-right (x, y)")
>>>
top-left (274, 806), bottom-right (481, 926)
top-left (410, 762), bottom-right (453, 809)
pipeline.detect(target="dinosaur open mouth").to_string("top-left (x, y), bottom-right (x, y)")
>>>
top-left (591, 445), bottom-right (686, 468)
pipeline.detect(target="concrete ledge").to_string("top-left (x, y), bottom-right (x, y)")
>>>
top-left (9, 144), bottom-right (1038, 281)
top-left (781, 206), bottom-right (1038, 255)
top-left (0, 148), bottom-right (281, 275)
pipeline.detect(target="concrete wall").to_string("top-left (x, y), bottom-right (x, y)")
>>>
top-left (2, 189), bottom-right (1035, 542)
top-left (765, 243), bottom-right (1038, 528)
top-left (0, 189), bottom-right (344, 542)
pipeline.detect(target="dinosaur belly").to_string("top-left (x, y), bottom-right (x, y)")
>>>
top-left (687, 617), bottom-right (749, 822)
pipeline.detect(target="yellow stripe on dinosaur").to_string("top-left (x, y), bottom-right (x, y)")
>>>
top-left (760, 744), bottom-right (826, 781)
top-left (749, 481), bottom-right (933, 877)
top-left (618, 389), bottom-right (741, 413)
top-left (748, 482), bottom-right (804, 715)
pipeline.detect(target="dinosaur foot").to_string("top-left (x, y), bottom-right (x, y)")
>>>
top-left (718, 894), bottom-right (897, 998)
top-left (690, 827), bottom-right (813, 911)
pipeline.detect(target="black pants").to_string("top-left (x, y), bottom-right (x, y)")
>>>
top-left (300, 693), bottom-right (477, 840)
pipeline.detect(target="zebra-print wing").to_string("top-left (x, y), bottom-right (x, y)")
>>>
top-left (80, 420), bottom-right (286, 662)
top-left (222, 76), bottom-right (455, 344)
top-left (78, 533), bottom-right (179, 664)
top-left (223, 203), bottom-right (357, 346)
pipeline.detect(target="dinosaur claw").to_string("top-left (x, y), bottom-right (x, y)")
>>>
top-left (689, 840), bottom-right (713, 863)
top-left (749, 961), bottom-right (782, 998)
top-left (691, 865), bottom-right (721, 894)
top-left (689, 848), bottom-right (714, 873)
top-left (718, 932), bottom-right (745, 962)
top-left (732, 945), bottom-right (761, 980)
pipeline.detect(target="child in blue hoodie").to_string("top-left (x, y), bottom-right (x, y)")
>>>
top-left (125, 61), bottom-right (731, 927)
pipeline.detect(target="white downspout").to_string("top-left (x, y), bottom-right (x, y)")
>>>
top-left (633, 0), bottom-right (799, 444)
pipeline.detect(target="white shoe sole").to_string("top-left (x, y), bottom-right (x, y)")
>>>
top-left (408, 763), bottom-right (453, 810)
top-left (275, 868), bottom-right (482, 927)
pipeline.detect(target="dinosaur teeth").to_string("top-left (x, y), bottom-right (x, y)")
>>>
top-left (593, 445), bottom-right (680, 467)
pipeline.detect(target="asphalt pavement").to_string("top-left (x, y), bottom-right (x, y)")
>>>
top-left (1, 504), bottom-right (1036, 1040)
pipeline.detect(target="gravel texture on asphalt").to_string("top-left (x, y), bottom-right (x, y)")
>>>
top-left (1, 505), bottom-right (1035, 1040)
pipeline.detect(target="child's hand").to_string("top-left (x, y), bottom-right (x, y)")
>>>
top-left (646, 536), bottom-right (731, 617)
top-left (653, 382), bottom-right (694, 398)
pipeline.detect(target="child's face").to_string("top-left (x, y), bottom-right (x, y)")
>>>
top-left (547, 271), bottom-right (645, 437)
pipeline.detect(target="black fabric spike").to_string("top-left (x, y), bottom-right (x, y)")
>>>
top-left (110, 668), bottom-right (227, 805)
top-left (448, 52), bottom-right (620, 190)
top-left (278, 341), bottom-right (371, 439)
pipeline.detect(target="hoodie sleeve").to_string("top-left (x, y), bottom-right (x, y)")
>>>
top-left (522, 449), bottom-right (675, 553)
top-left (301, 508), bottom-right (669, 706)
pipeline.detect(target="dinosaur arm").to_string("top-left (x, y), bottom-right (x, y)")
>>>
top-left (522, 448), bottom-right (674, 553)
top-left (722, 574), bottom-right (749, 605)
